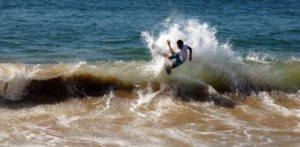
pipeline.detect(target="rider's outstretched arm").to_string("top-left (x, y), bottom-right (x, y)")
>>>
top-left (163, 53), bottom-right (174, 59)
top-left (167, 40), bottom-right (176, 54)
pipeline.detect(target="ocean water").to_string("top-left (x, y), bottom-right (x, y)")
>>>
top-left (0, 0), bottom-right (300, 146)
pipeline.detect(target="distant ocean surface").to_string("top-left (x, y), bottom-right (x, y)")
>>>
top-left (0, 0), bottom-right (299, 63)
top-left (0, 1), bottom-right (300, 146)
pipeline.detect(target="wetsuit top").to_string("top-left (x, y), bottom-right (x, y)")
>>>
top-left (171, 45), bottom-right (188, 67)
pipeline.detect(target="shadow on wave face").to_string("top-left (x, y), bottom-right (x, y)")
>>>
top-left (0, 73), bottom-right (236, 109)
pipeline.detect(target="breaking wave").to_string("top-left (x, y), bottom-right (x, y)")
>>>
top-left (0, 18), bottom-right (299, 103)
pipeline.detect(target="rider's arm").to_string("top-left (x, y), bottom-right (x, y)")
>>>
top-left (163, 53), bottom-right (175, 59)
top-left (188, 46), bottom-right (192, 61)
top-left (167, 40), bottom-right (176, 54)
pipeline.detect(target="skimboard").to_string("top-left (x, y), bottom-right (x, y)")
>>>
top-left (165, 61), bottom-right (172, 75)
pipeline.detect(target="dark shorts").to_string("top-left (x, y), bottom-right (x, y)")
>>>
top-left (171, 53), bottom-right (183, 68)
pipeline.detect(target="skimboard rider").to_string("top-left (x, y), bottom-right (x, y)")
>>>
top-left (163, 40), bottom-right (192, 75)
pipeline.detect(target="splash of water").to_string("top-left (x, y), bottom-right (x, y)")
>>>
top-left (141, 17), bottom-right (298, 91)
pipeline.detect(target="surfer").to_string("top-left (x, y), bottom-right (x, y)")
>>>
top-left (163, 40), bottom-right (192, 74)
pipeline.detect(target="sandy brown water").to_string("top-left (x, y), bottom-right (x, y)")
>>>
top-left (0, 88), bottom-right (299, 147)
top-left (0, 62), bottom-right (299, 146)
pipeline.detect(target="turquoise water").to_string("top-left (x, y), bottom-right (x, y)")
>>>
top-left (0, 0), bottom-right (299, 63)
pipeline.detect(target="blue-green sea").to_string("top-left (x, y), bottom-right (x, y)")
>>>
top-left (1, 0), bottom-right (299, 63)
